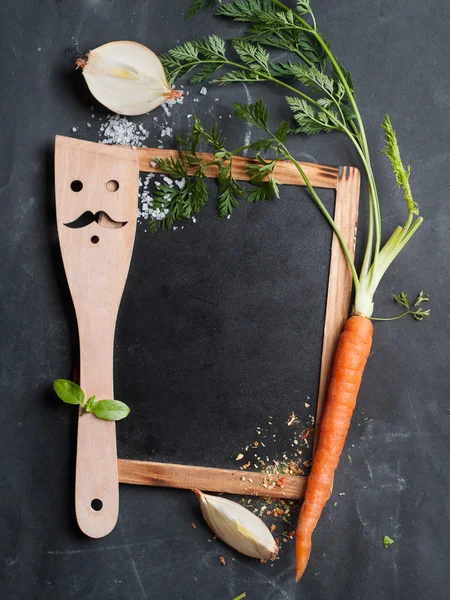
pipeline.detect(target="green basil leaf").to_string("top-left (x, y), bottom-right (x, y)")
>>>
top-left (85, 396), bottom-right (96, 413)
top-left (53, 379), bottom-right (85, 405)
top-left (90, 400), bottom-right (130, 421)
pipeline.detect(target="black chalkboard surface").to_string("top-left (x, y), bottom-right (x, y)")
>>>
top-left (116, 183), bottom-right (334, 471)
top-left (1, 1), bottom-right (449, 599)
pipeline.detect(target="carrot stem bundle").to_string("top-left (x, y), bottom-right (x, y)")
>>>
top-left (295, 316), bottom-right (373, 580)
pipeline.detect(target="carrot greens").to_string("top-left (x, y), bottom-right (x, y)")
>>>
top-left (159, 0), bottom-right (426, 320)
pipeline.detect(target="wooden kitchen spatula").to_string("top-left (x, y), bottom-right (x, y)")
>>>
top-left (55, 135), bottom-right (139, 538)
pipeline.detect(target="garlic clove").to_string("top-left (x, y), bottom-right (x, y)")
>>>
top-left (76, 41), bottom-right (181, 116)
top-left (194, 489), bottom-right (279, 560)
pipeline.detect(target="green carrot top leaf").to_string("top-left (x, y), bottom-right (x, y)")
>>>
top-left (382, 115), bottom-right (419, 216)
top-left (184, 0), bottom-right (214, 22)
top-left (296, 0), bottom-right (312, 15)
top-left (372, 291), bottom-right (430, 322)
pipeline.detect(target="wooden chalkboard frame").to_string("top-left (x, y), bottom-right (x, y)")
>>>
top-left (118, 149), bottom-right (360, 500)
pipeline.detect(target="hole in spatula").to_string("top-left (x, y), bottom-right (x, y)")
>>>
top-left (91, 498), bottom-right (103, 511)
top-left (70, 180), bottom-right (83, 192)
top-left (91, 235), bottom-right (99, 244)
top-left (106, 179), bottom-right (119, 192)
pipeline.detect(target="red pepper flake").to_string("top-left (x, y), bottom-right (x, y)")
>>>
top-left (191, 523), bottom-right (196, 529)
top-left (260, 558), bottom-right (265, 564)
top-left (303, 460), bottom-right (311, 468)
top-left (301, 427), bottom-right (314, 441)
top-left (273, 508), bottom-right (285, 517)
top-left (270, 524), bottom-right (277, 533)
top-left (212, 534), bottom-right (218, 540)
top-left (288, 531), bottom-right (295, 539)
top-left (253, 441), bottom-right (259, 447)
top-left (242, 461), bottom-right (251, 469)
top-left (266, 510), bottom-right (272, 516)
top-left (275, 537), bottom-right (280, 545)
top-left (219, 556), bottom-right (226, 566)
top-left (276, 476), bottom-right (286, 488)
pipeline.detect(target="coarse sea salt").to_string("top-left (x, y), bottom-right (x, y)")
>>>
top-left (94, 87), bottom-right (204, 228)
top-left (99, 114), bottom-right (149, 147)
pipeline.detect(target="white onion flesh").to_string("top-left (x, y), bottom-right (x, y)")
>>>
top-left (194, 490), bottom-right (279, 560)
top-left (76, 41), bottom-right (180, 116)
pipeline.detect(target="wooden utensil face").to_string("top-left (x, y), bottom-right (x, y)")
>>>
top-left (55, 136), bottom-right (139, 538)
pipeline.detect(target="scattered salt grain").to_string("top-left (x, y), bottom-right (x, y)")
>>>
top-left (193, 98), bottom-right (199, 102)
top-left (87, 123), bottom-right (91, 128)
top-left (151, 162), bottom-right (157, 167)
top-left (200, 87), bottom-right (207, 95)
top-left (175, 178), bottom-right (185, 189)
top-left (163, 176), bottom-right (173, 186)
top-left (227, 215), bottom-right (231, 220)
top-left (186, 114), bottom-right (192, 118)
top-left (99, 114), bottom-right (149, 147)
top-left (215, 98), bottom-right (219, 102)
top-left (72, 127), bottom-right (78, 132)
top-left (192, 217), bottom-right (196, 223)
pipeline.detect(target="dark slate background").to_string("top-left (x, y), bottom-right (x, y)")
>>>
top-left (0, 1), bottom-right (449, 599)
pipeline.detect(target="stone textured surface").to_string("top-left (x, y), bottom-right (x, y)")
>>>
top-left (0, 1), bottom-right (449, 598)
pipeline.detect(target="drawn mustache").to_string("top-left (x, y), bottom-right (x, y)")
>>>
top-left (64, 211), bottom-right (128, 230)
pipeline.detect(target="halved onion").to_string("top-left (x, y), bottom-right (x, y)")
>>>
top-left (76, 41), bottom-right (180, 116)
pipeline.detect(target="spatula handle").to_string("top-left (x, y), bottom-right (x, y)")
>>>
top-left (75, 324), bottom-right (118, 538)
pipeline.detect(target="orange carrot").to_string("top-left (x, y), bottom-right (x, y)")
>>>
top-left (295, 316), bottom-right (373, 581)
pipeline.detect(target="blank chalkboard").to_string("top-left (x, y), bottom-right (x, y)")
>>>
top-left (115, 181), bottom-right (335, 470)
